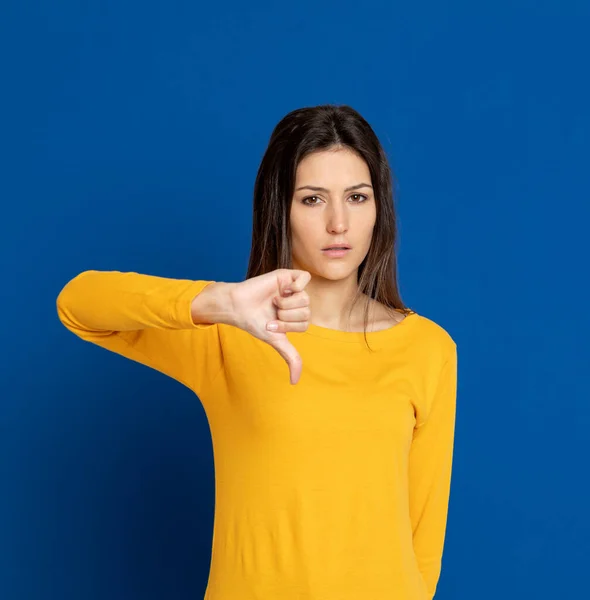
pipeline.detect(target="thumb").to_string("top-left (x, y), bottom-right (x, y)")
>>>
top-left (267, 333), bottom-right (303, 385)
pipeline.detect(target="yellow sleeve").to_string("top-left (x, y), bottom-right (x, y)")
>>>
top-left (56, 270), bottom-right (224, 399)
top-left (408, 345), bottom-right (458, 599)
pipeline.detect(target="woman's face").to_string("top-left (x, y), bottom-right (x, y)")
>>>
top-left (290, 147), bottom-right (376, 281)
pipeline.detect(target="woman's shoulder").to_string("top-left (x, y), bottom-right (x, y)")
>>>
top-left (368, 296), bottom-right (455, 353)
top-left (369, 298), bottom-right (452, 339)
top-left (368, 299), bottom-right (410, 330)
top-left (408, 309), bottom-right (457, 360)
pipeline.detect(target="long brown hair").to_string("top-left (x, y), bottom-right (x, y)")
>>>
top-left (245, 104), bottom-right (414, 348)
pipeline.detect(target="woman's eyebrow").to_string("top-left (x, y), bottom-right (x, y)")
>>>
top-left (295, 183), bottom-right (373, 193)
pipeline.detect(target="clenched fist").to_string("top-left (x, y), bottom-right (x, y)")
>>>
top-left (229, 269), bottom-right (312, 385)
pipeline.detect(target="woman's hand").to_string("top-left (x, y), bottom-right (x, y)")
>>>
top-left (229, 269), bottom-right (312, 385)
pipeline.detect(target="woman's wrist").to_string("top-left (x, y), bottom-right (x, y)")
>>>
top-left (190, 281), bottom-right (238, 327)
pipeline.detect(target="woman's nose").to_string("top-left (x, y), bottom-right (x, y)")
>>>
top-left (327, 220), bottom-right (347, 234)
top-left (326, 208), bottom-right (348, 233)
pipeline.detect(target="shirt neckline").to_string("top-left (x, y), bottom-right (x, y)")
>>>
top-left (301, 310), bottom-right (420, 343)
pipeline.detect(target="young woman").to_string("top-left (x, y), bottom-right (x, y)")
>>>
top-left (57, 104), bottom-right (457, 599)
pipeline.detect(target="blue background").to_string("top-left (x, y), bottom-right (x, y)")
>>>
top-left (2, 1), bottom-right (589, 599)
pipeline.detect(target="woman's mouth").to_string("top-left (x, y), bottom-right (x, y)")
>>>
top-left (321, 247), bottom-right (351, 258)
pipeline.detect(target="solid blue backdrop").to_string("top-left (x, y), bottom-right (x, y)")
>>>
top-left (1, 1), bottom-right (589, 599)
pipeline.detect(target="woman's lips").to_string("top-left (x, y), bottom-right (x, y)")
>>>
top-left (321, 248), bottom-right (351, 258)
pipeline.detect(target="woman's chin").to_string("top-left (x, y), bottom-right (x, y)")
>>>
top-left (314, 263), bottom-right (358, 282)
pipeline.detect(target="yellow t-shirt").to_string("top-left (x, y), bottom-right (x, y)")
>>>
top-left (57, 270), bottom-right (457, 600)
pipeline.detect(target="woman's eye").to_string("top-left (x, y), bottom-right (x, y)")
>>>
top-left (302, 194), bottom-right (368, 205)
top-left (302, 196), bottom-right (321, 205)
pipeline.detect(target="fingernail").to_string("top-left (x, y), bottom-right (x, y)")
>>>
top-left (284, 289), bottom-right (292, 295)
top-left (267, 322), bottom-right (278, 331)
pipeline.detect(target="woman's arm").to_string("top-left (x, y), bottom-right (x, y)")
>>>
top-left (56, 270), bottom-right (232, 399)
top-left (408, 345), bottom-right (458, 599)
